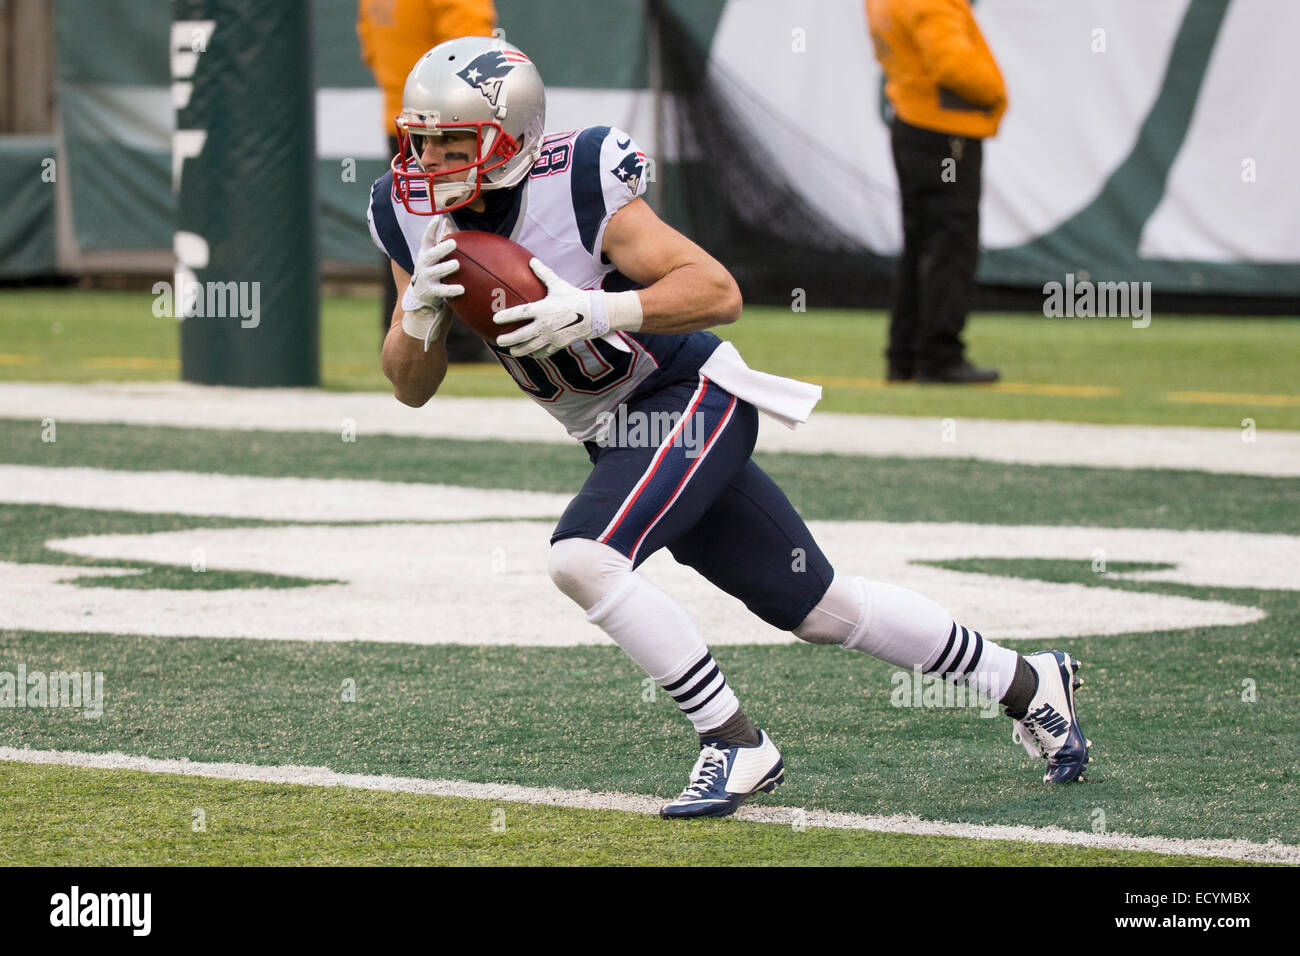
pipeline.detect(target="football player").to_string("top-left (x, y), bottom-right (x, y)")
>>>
top-left (368, 36), bottom-right (1090, 817)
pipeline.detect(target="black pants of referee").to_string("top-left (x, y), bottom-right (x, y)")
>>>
top-left (886, 117), bottom-right (983, 377)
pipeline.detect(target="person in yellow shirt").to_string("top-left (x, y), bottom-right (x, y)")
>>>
top-left (358, 0), bottom-right (497, 361)
top-left (866, 0), bottom-right (1005, 383)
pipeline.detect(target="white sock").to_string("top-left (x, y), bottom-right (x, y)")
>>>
top-left (796, 573), bottom-right (1019, 701)
top-left (551, 538), bottom-right (741, 732)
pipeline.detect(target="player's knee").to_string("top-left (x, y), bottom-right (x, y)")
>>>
top-left (548, 537), bottom-right (633, 611)
top-left (793, 573), bottom-right (868, 646)
top-left (793, 620), bottom-right (844, 645)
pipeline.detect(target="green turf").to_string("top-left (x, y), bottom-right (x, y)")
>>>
top-left (3, 561), bottom-right (1296, 846)
top-left (0, 289), bottom-right (179, 376)
top-left (714, 308), bottom-right (1300, 428)
top-left (3, 419), bottom-right (1297, 534)
top-left (0, 502), bottom-right (333, 590)
top-left (1, 422), bottom-right (1296, 848)
top-left (0, 762), bottom-right (1244, 866)
top-left (2, 288), bottom-right (1297, 427)
top-left (2, 303), bottom-right (1296, 864)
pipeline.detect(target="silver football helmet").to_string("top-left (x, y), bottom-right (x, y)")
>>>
top-left (392, 35), bottom-right (546, 215)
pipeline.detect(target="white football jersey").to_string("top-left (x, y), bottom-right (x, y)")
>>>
top-left (369, 125), bottom-right (708, 442)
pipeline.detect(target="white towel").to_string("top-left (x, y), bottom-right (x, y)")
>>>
top-left (699, 340), bottom-right (822, 429)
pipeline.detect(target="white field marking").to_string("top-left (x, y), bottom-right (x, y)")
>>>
top-left (2, 746), bottom-right (1295, 863)
top-left (2, 517), bottom-right (1277, 643)
top-left (0, 464), bottom-right (570, 522)
top-left (2, 382), bottom-right (1297, 476)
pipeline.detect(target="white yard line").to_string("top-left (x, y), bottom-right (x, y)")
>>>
top-left (2, 506), bottom-right (1275, 642)
top-left (0, 464), bottom-right (570, 522)
top-left (2, 382), bottom-right (1296, 476)
top-left (3, 746), bottom-right (1294, 863)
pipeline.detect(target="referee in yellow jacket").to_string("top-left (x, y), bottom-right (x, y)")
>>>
top-left (867, 0), bottom-right (1005, 383)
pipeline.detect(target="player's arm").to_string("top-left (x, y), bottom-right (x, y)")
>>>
top-left (600, 197), bottom-right (743, 333)
top-left (381, 259), bottom-right (450, 407)
top-left (492, 197), bottom-right (742, 359)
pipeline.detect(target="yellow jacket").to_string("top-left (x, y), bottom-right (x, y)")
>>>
top-left (866, 0), bottom-right (1006, 139)
top-left (357, 0), bottom-right (497, 133)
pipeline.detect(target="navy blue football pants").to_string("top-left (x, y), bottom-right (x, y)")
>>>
top-left (551, 374), bottom-right (835, 631)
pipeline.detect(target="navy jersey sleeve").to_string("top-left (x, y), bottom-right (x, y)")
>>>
top-left (568, 125), bottom-right (649, 257)
top-left (366, 171), bottom-right (415, 274)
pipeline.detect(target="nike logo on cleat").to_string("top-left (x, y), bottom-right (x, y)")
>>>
top-left (1027, 703), bottom-right (1069, 737)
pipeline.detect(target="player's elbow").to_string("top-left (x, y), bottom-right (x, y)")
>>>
top-left (392, 377), bottom-right (439, 407)
top-left (715, 272), bottom-right (743, 325)
top-left (386, 363), bottom-right (439, 407)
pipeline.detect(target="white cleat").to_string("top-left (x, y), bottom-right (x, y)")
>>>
top-left (1010, 651), bottom-right (1091, 783)
top-left (660, 730), bottom-right (785, 819)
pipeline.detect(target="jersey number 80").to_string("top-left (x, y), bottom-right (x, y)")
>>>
top-left (496, 337), bottom-right (636, 400)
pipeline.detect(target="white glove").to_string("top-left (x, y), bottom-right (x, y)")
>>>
top-left (401, 233), bottom-right (463, 350)
top-left (494, 258), bottom-right (642, 359)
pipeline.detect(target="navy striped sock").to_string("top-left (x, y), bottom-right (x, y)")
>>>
top-left (660, 650), bottom-right (740, 734)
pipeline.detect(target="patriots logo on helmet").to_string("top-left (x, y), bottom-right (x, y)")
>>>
top-left (456, 49), bottom-right (531, 107)
top-left (611, 150), bottom-right (647, 195)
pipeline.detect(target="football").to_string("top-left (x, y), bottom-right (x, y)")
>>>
top-left (445, 231), bottom-right (546, 342)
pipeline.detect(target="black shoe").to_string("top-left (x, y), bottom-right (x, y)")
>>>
top-left (886, 366), bottom-right (914, 383)
top-left (916, 361), bottom-right (1000, 384)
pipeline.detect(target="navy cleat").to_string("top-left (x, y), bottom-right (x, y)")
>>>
top-left (1009, 650), bottom-right (1091, 783)
top-left (660, 730), bottom-right (785, 819)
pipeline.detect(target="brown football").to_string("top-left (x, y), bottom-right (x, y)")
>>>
top-left (445, 231), bottom-right (545, 343)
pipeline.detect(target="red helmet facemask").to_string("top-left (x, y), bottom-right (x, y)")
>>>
top-left (390, 121), bottom-right (520, 216)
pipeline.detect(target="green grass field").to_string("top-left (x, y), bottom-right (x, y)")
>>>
top-left (1, 287), bottom-right (1298, 427)
top-left (0, 763), bottom-right (1248, 866)
top-left (1, 287), bottom-right (1296, 866)
top-left (1, 418), bottom-right (1297, 863)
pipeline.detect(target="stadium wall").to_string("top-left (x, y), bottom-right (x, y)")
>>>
top-left (2, 0), bottom-right (1296, 303)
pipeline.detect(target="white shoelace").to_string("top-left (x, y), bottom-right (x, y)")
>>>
top-left (1011, 720), bottom-right (1043, 758)
top-left (680, 746), bottom-right (729, 797)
